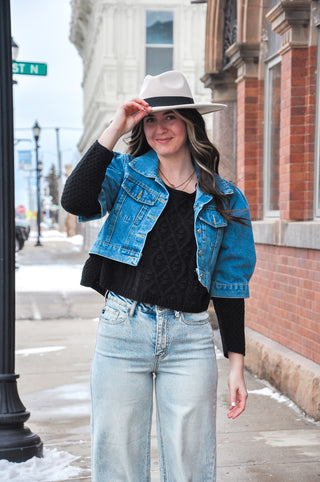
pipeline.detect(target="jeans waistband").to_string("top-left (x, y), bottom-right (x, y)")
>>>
top-left (105, 290), bottom-right (182, 318)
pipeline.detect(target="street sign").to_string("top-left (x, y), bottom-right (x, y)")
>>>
top-left (18, 150), bottom-right (32, 170)
top-left (16, 205), bottom-right (25, 214)
top-left (12, 61), bottom-right (47, 76)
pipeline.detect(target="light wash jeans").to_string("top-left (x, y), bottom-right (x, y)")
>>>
top-left (91, 292), bottom-right (218, 482)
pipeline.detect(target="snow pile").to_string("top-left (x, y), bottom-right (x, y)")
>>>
top-left (29, 230), bottom-right (83, 246)
top-left (248, 386), bottom-right (294, 407)
top-left (16, 264), bottom-right (90, 292)
top-left (248, 386), bottom-right (286, 401)
top-left (0, 448), bottom-right (84, 481)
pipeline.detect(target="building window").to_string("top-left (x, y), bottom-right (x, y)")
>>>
top-left (146, 11), bottom-right (173, 76)
top-left (222, 0), bottom-right (237, 68)
top-left (264, 56), bottom-right (281, 217)
top-left (315, 27), bottom-right (320, 218)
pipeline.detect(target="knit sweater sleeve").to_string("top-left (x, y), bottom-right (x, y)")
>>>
top-left (61, 141), bottom-right (114, 218)
top-left (212, 297), bottom-right (245, 358)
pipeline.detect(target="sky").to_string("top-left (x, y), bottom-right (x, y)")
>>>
top-left (10, 0), bottom-right (83, 210)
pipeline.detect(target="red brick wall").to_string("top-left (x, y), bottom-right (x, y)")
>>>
top-left (234, 42), bottom-right (319, 364)
top-left (237, 78), bottom-right (264, 220)
top-left (279, 47), bottom-right (317, 221)
top-left (246, 244), bottom-right (320, 364)
top-left (235, 46), bottom-right (317, 222)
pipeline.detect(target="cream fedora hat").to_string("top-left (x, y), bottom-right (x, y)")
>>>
top-left (139, 70), bottom-right (226, 115)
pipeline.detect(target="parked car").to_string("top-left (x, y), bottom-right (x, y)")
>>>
top-left (15, 218), bottom-right (30, 251)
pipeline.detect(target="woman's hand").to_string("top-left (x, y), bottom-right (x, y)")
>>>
top-left (227, 352), bottom-right (248, 419)
top-left (98, 99), bottom-right (152, 151)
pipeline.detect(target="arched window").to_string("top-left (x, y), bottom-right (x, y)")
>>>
top-left (222, 0), bottom-right (237, 68)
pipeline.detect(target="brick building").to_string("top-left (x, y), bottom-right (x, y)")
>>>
top-left (200, 0), bottom-right (320, 419)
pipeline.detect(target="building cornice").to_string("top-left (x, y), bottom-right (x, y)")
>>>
top-left (69, 0), bottom-right (93, 57)
top-left (266, 0), bottom-right (311, 54)
top-left (225, 42), bottom-right (260, 81)
top-left (201, 71), bottom-right (237, 102)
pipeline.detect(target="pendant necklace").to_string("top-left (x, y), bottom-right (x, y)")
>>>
top-left (159, 167), bottom-right (195, 190)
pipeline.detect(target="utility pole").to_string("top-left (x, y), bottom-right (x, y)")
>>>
top-left (55, 127), bottom-right (64, 230)
top-left (0, 0), bottom-right (43, 461)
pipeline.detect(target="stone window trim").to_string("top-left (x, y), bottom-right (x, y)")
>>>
top-left (252, 219), bottom-right (320, 250)
top-left (263, 55), bottom-right (281, 218)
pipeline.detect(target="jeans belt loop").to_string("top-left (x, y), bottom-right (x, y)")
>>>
top-left (128, 300), bottom-right (138, 318)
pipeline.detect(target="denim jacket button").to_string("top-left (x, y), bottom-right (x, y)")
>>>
top-left (197, 228), bottom-right (201, 234)
top-left (198, 250), bottom-right (202, 256)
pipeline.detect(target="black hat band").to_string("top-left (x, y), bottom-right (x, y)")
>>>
top-left (144, 96), bottom-right (194, 107)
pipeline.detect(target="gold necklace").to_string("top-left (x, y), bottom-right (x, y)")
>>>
top-left (159, 167), bottom-right (195, 190)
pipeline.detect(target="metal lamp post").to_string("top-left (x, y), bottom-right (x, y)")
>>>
top-left (32, 121), bottom-right (42, 247)
top-left (11, 37), bottom-right (19, 85)
top-left (11, 37), bottom-right (19, 61)
top-left (0, 0), bottom-right (43, 461)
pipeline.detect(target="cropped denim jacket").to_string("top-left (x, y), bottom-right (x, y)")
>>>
top-left (80, 149), bottom-right (256, 298)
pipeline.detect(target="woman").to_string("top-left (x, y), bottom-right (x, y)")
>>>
top-left (62, 70), bottom-right (256, 482)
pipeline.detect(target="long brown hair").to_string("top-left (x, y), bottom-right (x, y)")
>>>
top-left (127, 108), bottom-right (247, 224)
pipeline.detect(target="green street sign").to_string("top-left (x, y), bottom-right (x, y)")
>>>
top-left (12, 61), bottom-right (47, 76)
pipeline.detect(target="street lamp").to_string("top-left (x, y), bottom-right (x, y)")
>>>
top-left (0, 0), bottom-right (43, 462)
top-left (32, 121), bottom-right (42, 246)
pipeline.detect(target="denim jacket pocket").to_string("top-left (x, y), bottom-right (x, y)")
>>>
top-left (122, 177), bottom-right (158, 205)
top-left (198, 208), bottom-right (227, 228)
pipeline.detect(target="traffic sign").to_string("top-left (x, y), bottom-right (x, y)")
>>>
top-left (12, 61), bottom-right (47, 76)
top-left (16, 205), bottom-right (26, 214)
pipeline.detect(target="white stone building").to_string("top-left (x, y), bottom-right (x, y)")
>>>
top-left (69, 0), bottom-right (210, 247)
top-left (70, 0), bottom-right (210, 153)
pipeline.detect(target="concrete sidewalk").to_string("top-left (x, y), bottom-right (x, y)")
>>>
top-left (15, 318), bottom-right (320, 481)
top-left (11, 235), bottom-right (320, 480)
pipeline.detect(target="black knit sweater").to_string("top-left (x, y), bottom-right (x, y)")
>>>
top-left (61, 141), bottom-right (245, 357)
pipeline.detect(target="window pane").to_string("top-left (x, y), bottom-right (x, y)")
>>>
top-left (268, 62), bottom-right (281, 212)
top-left (267, 2), bottom-right (281, 59)
top-left (146, 47), bottom-right (173, 76)
top-left (146, 11), bottom-right (173, 45)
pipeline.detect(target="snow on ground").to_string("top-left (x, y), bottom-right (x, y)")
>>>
top-left (15, 264), bottom-right (89, 292)
top-left (16, 346), bottom-right (67, 357)
top-left (44, 382), bottom-right (90, 401)
top-left (30, 230), bottom-right (84, 246)
top-left (248, 386), bottom-right (292, 404)
top-left (0, 448), bottom-right (84, 481)
top-left (16, 231), bottom-right (91, 292)
top-left (215, 347), bottom-right (224, 359)
top-left (247, 384), bottom-right (319, 425)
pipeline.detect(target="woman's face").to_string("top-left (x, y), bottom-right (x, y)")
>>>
top-left (143, 110), bottom-right (188, 160)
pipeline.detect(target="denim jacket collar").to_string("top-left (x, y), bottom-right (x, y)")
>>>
top-left (129, 149), bottom-right (159, 179)
top-left (129, 149), bottom-right (235, 207)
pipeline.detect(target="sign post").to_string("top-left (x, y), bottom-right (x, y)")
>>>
top-left (0, 0), bottom-right (43, 462)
